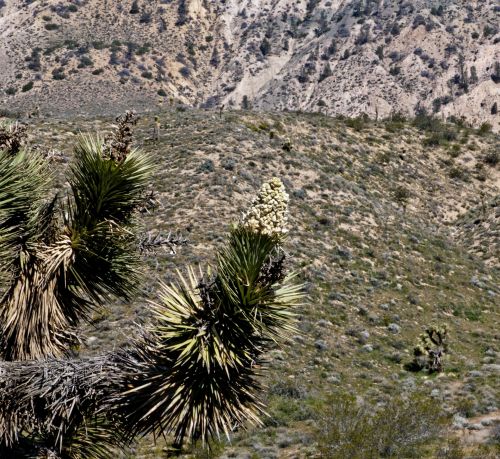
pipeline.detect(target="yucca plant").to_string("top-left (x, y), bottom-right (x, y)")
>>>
top-left (0, 120), bottom-right (303, 459)
top-left (0, 148), bottom-right (50, 269)
top-left (0, 120), bottom-right (27, 155)
top-left (115, 180), bottom-right (301, 445)
top-left (406, 324), bottom-right (448, 373)
top-left (0, 113), bottom-right (153, 361)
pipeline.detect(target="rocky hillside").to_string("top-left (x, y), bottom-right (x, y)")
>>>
top-left (0, 0), bottom-right (499, 128)
top-left (20, 108), bottom-right (499, 457)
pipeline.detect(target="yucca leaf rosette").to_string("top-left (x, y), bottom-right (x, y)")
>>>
top-left (117, 177), bottom-right (302, 444)
top-left (0, 132), bottom-right (154, 361)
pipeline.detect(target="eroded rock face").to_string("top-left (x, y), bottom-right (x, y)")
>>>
top-left (0, 0), bottom-right (498, 130)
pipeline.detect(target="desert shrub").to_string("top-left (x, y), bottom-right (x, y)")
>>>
top-left (282, 138), bottom-right (292, 152)
top-left (393, 185), bottom-right (411, 210)
top-left (483, 150), bottom-right (499, 166)
top-left (447, 115), bottom-right (469, 129)
top-left (346, 116), bottom-right (367, 131)
top-left (78, 56), bottom-right (93, 68)
top-left (139, 11), bottom-right (152, 24)
top-left (422, 128), bottom-right (457, 147)
top-left (129, 0), bottom-right (139, 14)
top-left (52, 67), bottom-right (66, 80)
top-left (448, 165), bottom-right (468, 180)
top-left (389, 66), bottom-right (401, 76)
top-left (412, 110), bottom-right (438, 131)
top-left (388, 112), bottom-right (407, 123)
top-left (0, 121), bottom-right (27, 154)
top-left (260, 38), bottom-right (271, 56)
top-left (477, 122), bottom-right (492, 136)
top-left (64, 39), bottom-right (78, 49)
top-left (241, 95), bottom-right (250, 110)
top-left (314, 391), bottom-right (446, 458)
top-left (491, 62), bottom-right (500, 83)
top-left (435, 438), bottom-right (466, 458)
top-left (318, 62), bottom-right (332, 82)
top-left (176, 0), bottom-right (188, 25)
top-left (431, 5), bottom-right (444, 16)
top-left (26, 48), bottom-right (42, 71)
top-left (136, 43), bottom-right (151, 56)
top-left (21, 81), bottom-right (33, 92)
top-left (92, 41), bottom-right (106, 50)
top-left (414, 111), bottom-right (458, 146)
top-left (447, 144), bottom-right (461, 158)
top-left (390, 22), bottom-right (400, 36)
top-left (483, 24), bottom-right (497, 38)
top-left (474, 162), bottom-right (487, 181)
top-left (432, 96), bottom-right (452, 113)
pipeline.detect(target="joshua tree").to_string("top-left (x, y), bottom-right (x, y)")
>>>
top-left (0, 112), bottom-right (150, 361)
top-left (0, 117), bottom-right (302, 457)
top-left (393, 185), bottom-right (411, 213)
top-left (409, 325), bottom-right (448, 373)
top-left (0, 121), bottom-right (27, 155)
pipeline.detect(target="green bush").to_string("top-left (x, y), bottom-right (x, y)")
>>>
top-left (314, 391), bottom-right (447, 458)
top-left (78, 56), bottom-right (93, 68)
top-left (52, 68), bottom-right (66, 80)
top-left (422, 129), bottom-right (457, 147)
top-left (413, 111), bottom-right (441, 132)
top-left (346, 117), bottom-right (367, 131)
top-left (448, 165), bottom-right (467, 180)
top-left (483, 150), bottom-right (499, 166)
top-left (21, 82), bottom-right (33, 92)
top-left (477, 122), bottom-right (492, 136)
top-left (448, 144), bottom-right (461, 158)
top-left (393, 185), bottom-right (411, 209)
top-left (92, 41), bottom-right (106, 50)
top-left (415, 113), bottom-right (457, 147)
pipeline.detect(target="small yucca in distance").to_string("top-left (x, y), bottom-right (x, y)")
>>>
top-left (408, 324), bottom-right (448, 373)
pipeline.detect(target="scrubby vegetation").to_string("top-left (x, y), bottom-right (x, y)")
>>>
top-left (314, 392), bottom-right (447, 458)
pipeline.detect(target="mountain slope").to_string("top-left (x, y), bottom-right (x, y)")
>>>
top-left (0, 0), bottom-right (498, 128)
top-left (19, 109), bottom-right (500, 457)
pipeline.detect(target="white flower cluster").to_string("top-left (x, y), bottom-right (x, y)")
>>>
top-left (242, 177), bottom-right (289, 236)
